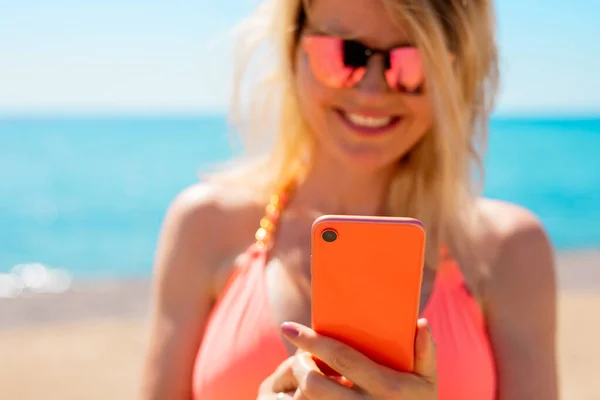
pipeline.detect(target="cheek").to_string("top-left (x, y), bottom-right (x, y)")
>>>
top-left (404, 95), bottom-right (434, 134)
top-left (294, 51), bottom-right (338, 129)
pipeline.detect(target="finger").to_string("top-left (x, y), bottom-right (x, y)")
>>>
top-left (271, 356), bottom-right (299, 394)
top-left (257, 393), bottom-right (294, 400)
top-left (276, 393), bottom-right (295, 400)
top-left (292, 351), bottom-right (360, 400)
top-left (330, 374), bottom-right (354, 388)
top-left (292, 388), bottom-right (308, 400)
top-left (281, 322), bottom-right (387, 393)
top-left (292, 387), bottom-right (308, 400)
top-left (413, 318), bottom-right (437, 381)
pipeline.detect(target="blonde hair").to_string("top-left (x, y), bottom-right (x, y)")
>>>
top-left (209, 0), bottom-right (499, 267)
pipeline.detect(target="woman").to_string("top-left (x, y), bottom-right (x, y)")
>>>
top-left (140, 0), bottom-right (558, 398)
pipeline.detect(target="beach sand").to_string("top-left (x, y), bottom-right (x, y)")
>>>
top-left (0, 251), bottom-right (598, 399)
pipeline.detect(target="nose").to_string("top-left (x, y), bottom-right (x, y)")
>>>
top-left (353, 53), bottom-right (390, 96)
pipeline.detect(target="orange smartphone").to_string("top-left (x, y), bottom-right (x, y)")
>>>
top-left (311, 215), bottom-right (426, 374)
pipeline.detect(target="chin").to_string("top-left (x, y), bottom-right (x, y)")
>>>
top-left (323, 129), bottom-right (408, 173)
top-left (328, 141), bottom-right (402, 174)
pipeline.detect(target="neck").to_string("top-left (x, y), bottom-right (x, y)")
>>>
top-left (293, 152), bottom-right (396, 216)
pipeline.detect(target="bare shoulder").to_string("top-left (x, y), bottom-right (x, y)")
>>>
top-left (165, 181), bottom-right (263, 251)
top-left (141, 183), bottom-right (264, 398)
top-left (476, 197), bottom-right (547, 238)
top-left (473, 197), bottom-right (557, 313)
top-left (153, 181), bottom-right (264, 301)
top-left (473, 198), bottom-right (558, 396)
top-left (474, 197), bottom-right (555, 273)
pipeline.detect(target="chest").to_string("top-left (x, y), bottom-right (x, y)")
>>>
top-left (195, 249), bottom-right (497, 400)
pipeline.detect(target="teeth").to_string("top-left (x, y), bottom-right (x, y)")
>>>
top-left (345, 113), bottom-right (392, 128)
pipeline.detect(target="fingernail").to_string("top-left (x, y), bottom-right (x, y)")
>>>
top-left (281, 322), bottom-right (300, 338)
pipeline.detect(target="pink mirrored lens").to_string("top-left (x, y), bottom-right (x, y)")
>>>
top-left (386, 47), bottom-right (424, 92)
top-left (303, 36), bottom-right (424, 92)
top-left (345, 67), bottom-right (366, 87)
top-left (302, 36), bottom-right (362, 88)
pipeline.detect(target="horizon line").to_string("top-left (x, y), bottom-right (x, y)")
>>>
top-left (2, 109), bottom-right (599, 121)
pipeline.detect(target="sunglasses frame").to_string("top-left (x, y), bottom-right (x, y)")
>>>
top-left (301, 33), bottom-right (426, 94)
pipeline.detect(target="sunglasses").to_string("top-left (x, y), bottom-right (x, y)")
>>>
top-left (301, 34), bottom-right (425, 94)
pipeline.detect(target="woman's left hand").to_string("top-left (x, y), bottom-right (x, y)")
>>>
top-left (275, 318), bottom-right (438, 399)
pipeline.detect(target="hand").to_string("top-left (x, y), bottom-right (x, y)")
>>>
top-left (257, 351), bottom-right (351, 399)
top-left (257, 355), bottom-right (297, 399)
top-left (277, 318), bottom-right (438, 399)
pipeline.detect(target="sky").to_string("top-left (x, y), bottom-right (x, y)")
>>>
top-left (0, 0), bottom-right (598, 116)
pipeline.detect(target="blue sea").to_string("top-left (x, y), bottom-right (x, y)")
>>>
top-left (1, 116), bottom-right (599, 280)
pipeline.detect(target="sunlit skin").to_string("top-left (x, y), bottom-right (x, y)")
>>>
top-left (296, 0), bottom-right (434, 174)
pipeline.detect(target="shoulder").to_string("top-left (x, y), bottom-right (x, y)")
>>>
top-left (474, 197), bottom-right (555, 274)
top-left (476, 197), bottom-right (545, 234)
top-left (473, 197), bottom-right (557, 317)
top-left (471, 201), bottom-right (559, 395)
top-left (141, 182), bottom-right (267, 397)
top-left (165, 181), bottom-right (263, 240)
top-left (154, 181), bottom-right (265, 299)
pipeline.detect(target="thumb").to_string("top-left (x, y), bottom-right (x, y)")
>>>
top-left (413, 318), bottom-right (437, 380)
top-left (268, 356), bottom-right (298, 394)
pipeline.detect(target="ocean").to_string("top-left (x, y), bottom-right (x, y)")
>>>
top-left (1, 116), bottom-right (599, 280)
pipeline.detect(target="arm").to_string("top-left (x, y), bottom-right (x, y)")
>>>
top-left (140, 185), bottom-right (225, 400)
top-left (484, 209), bottom-right (558, 399)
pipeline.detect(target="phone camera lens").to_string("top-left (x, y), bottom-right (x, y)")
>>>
top-left (321, 229), bottom-right (338, 243)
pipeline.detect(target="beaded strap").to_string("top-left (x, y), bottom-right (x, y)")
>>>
top-left (254, 182), bottom-right (295, 250)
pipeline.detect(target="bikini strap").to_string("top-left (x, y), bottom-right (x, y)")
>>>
top-left (254, 181), bottom-right (296, 250)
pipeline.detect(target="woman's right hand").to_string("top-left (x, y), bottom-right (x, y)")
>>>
top-left (257, 355), bottom-right (298, 399)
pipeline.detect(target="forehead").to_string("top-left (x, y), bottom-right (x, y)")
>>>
top-left (304, 0), bottom-right (412, 48)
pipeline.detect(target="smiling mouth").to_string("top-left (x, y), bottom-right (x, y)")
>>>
top-left (335, 109), bottom-right (402, 135)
